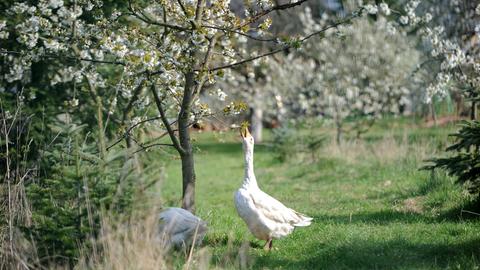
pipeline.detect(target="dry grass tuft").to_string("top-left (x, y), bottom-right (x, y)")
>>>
top-left (323, 133), bottom-right (434, 165)
top-left (393, 197), bottom-right (425, 214)
top-left (76, 210), bottom-right (213, 270)
top-left (1, 108), bottom-right (38, 270)
top-left (77, 212), bottom-right (169, 270)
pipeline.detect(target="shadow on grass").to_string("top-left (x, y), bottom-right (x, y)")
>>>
top-left (195, 142), bottom-right (273, 155)
top-left (254, 238), bottom-right (480, 269)
top-left (205, 234), bottom-right (262, 249)
top-left (313, 209), bottom-right (431, 225)
top-left (440, 198), bottom-right (480, 221)
top-left (314, 206), bottom-right (480, 225)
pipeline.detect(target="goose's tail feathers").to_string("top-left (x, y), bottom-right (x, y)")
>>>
top-left (293, 211), bottom-right (313, 227)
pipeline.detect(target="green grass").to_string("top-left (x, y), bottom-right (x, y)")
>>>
top-left (153, 121), bottom-right (480, 270)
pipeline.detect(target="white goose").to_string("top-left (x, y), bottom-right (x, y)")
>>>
top-left (234, 126), bottom-right (312, 250)
top-left (158, 207), bottom-right (208, 250)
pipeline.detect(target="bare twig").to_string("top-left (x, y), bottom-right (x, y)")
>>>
top-left (184, 222), bottom-right (201, 270)
top-left (132, 143), bottom-right (175, 155)
top-left (176, 0), bottom-right (188, 17)
top-left (127, 0), bottom-right (190, 32)
top-left (202, 25), bottom-right (279, 42)
top-left (122, 79), bottom-right (146, 126)
top-left (238, 0), bottom-right (309, 29)
top-left (106, 116), bottom-right (177, 151)
top-left (192, 34), bottom-right (219, 98)
top-left (461, 210), bottom-right (480, 216)
top-left (206, 46), bottom-right (285, 72)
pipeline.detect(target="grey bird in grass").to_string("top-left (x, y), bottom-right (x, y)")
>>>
top-left (158, 207), bottom-right (208, 250)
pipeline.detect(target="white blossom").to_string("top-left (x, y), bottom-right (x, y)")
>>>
top-left (379, 3), bottom-right (390, 16)
top-left (364, 4), bottom-right (378, 15)
top-left (43, 39), bottom-right (62, 51)
top-left (6, 62), bottom-right (26, 83)
top-left (424, 13), bottom-right (432, 23)
top-left (69, 98), bottom-right (79, 107)
top-left (216, 88), bottom-right (227, 101)
top-left (49, 0), bottom-right (64, 9)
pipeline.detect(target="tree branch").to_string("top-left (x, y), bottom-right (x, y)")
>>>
top-left (127, 0), bottom-right (190, 32)
top-left (201, 25), bottom-right (279, 42)
top-left (106, 115), bottom-right (177, 151)
top-left (194, 0), bottom-right (205, 23)
top-left (122, 79), bottom-right (146, 126)
top-left (150, 85), bottom-right (185, 154)
top-left (176, 0), bottom-right (188, 16)
top-left (239, 0), bottom-right (309, 29)
top-left (192, 36), bottom-right (218, 97)
top-left (205, 12), bottom-right (360, 72)
top-left (207, 47), bottom-right (284, 72)
top-left (132, 143), bottom-right (175, 155)
top-left (0, 50), bottom-right (126, 66)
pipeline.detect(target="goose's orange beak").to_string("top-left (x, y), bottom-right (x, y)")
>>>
top-left (240, 125), bottom-right (250, 138)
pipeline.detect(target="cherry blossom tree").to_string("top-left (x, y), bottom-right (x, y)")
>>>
top-left (1, 0), bottom-right (370, 212)
top-left (241, 4), bottom-right (420, 142)
top-left (301, 9), bottom-right (420, 141)
top-left (222, 2), bottom-right (427, 144)
top-left (400, 0), bottom-right (480, 120)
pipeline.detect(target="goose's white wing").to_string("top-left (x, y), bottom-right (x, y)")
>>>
top-left (250, 190), bottom-right (312, 227)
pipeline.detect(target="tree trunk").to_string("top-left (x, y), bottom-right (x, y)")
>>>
top-left (430, 101), bottom-right (437, 126)
top-left (250, 107), bottom-right (263, 143)
top-left (336, 121), bottom-right (342, 145)
top-left (180, 151), bottom-right (195, 212)
top-left (178, 72), bottom-right (196, 213)
top-left (471, 101), bottom-right (477, 120)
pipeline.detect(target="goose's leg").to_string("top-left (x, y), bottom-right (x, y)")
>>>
top-left (263, 238), bottom-right (272, 251)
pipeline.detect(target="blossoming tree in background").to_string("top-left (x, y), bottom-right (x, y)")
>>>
top-left (278, 4), bottom-right (421, 142)
top-left (218, 55), bottom-right (312, 142)
top-left (221, 2), bottom-right (422, 144)
top-left (402, 0), bottom-right (480, 120)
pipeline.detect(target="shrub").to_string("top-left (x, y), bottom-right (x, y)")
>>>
top-left (271, 120), bottom-right (326, 162)
top-left (23, 121), bottom-right (136, 267)
top-left (271, 125), bottom-right (298, 162)
top-left (424, 121), bottom-right (480, 196)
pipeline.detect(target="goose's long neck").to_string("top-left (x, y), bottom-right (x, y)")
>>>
top-left (243, 144), bottom-right (258, 188)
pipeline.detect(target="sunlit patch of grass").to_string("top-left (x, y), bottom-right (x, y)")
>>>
top-left (153, 120), bottom-right (479, 269)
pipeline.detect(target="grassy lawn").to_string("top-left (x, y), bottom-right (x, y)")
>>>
top-left (154, 121), bottom-right (480, 269)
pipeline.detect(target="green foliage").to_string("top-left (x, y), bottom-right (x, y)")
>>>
top-left (24, 121), bottom-right (135, 265)
top-left (271, 125), bottom-right (297, 162)
top-left (424, 120), bottom-right (480, 196)
top-left (271, 120), bottom-right (326, 162)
